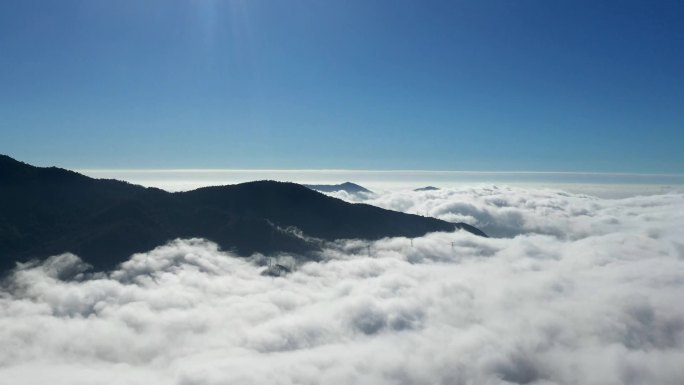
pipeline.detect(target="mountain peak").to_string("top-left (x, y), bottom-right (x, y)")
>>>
top-left (414, 186), bottom-right (440, 192)
top-left (304, 182), bottom-right (373, 194)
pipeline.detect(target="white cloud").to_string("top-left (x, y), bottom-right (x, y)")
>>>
top-left (1, 186), bottom-right (684, 385)
top-left (329, 185), bottom-right (684, 239)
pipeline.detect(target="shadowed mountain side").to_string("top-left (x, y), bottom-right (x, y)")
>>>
top-left (0, 155), bottom-right (485, 272)
top-left (180, 182), bottom-right (473, 241)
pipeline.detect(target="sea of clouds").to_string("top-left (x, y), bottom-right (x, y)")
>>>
top-left (1, 185), bottom-right (683, 385)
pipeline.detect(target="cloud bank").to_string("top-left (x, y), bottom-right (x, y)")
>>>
top-left (328, 185), bottom-right (684, 239)
top-left (78, 169), bottom-right (684, 194)
top-left (1, 186), bottom-right (683, 385)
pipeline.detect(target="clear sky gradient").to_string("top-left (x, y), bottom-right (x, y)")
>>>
top-left (1, 0), bottom-right (683, 172)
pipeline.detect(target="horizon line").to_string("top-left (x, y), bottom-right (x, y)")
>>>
top-left (75, 169), bottom-right (684, 178)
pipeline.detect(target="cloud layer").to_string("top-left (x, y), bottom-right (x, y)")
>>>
top-left (329, 185), bottom-right (684, 239)
top-left (1, 186), bottom-right (684, 385)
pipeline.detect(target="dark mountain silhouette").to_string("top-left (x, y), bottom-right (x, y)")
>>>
top-left (0, 155), bottom-right (486, 272)
top-left (414, 186), bottom-right (440, 191)
top-left (304, 182), bottom-right (373, 194)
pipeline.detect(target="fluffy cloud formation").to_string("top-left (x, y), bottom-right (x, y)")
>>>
top-left (328, 185), bottom-right (684, 239)
top-left (1, 186), bottom-right (684, 385)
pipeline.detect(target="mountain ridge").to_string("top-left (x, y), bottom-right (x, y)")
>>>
top-left (304, 182), bottom-right (373, 194)
top-left (0, 155), bottom-right (486, 272)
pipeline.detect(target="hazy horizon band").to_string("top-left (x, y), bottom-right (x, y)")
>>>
top-left (77, 169), bottom-right (684, 198)
top-left (77, 169), bottom-right (684, 177)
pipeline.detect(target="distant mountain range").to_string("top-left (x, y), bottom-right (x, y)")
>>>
top-left (414, 186), bottom-right (440, 191)
top-left (304, 182), bottom-right (373, 194)
top-left (0, 155), bottom-right (486, 272)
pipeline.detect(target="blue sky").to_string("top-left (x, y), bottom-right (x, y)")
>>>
top-left (1, 0), bottom-right (683, 172)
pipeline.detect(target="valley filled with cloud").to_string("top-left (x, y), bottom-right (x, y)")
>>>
top-left (1, 186), bottom-right (683, 385)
